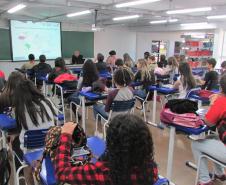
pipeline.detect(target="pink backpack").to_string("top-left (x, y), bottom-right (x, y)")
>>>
top-left (160, 108), bottom-right (204, 128)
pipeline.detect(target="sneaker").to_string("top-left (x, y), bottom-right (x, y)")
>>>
top-left (198, 180), bottom-right (213, 185)
top-left (215, 174), bottom-right (226, 181)
top-left (210, 173), bottom-right (226, 181)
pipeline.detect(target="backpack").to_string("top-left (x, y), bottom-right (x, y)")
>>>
top-left (0, 148), bottom-right (11, 185)
top-left (166, 99), bottom-right (198, 114)
top-left (160, 108), bottom-right (204, 128)
top-left (54, 73), bottom-right (77, 84)
top-left (33, 124), bottom-right (92, 181)
top-left (196, 90), bottom-right (214, 100)
top-left (217, 118), bottom-right (226, 145)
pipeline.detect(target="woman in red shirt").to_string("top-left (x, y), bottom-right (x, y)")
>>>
top-left (54, 114), bottom-right (158, 185)
top-left (192, 75), bottom-right (226, 185)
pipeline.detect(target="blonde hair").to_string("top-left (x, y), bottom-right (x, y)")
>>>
top-left (168, 56), bottom-right (178, 70)
top-left (137, 59), bottom-right (152, 81)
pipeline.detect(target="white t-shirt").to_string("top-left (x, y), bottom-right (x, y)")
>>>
top-left (19, 100), bottom-right (56, 150)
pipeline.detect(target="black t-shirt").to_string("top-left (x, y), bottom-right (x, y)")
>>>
top-left (72, 55), bottom-right (84, 64)
top-left (96, 61), bottom-right (107, 72)
top-left (202, 71), bottom-right (219, 90)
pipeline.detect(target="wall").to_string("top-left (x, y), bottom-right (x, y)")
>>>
top-left (136, 31), bottom-right (183, 59)
top-left (94, 28), bottom-right (137, 60)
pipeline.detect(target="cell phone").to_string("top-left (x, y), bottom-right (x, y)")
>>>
top-left (71, 147), bottom-right (90, 158)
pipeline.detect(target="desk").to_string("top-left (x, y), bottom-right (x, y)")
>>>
top-left (79, 91), bottom-right (108, 131)
top-left (164, 121), bottom-right (209, 181)
top-left (0, 114), bottom-right (17, 148)
top-left (148, 85), bottom-right (178, 127)
top-left (99, 72), bottom-right (112, 79)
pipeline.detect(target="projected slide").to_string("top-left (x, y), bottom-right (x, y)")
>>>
top-left (10, 20), bottom-right (61, 61)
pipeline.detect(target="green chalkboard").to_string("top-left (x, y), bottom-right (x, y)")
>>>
top-left (0, 29), bottom-right (94, 60)
top-left (62, 31), bottom-right (94, 58)
top-left (0, 28), bottom-right (11, 60)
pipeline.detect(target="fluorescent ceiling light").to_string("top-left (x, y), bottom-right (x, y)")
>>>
top-left (169, 19), bottom-right (178, 23)
top-left (180, 22), bottom-right (216, 30)
top-left (180, 22), bottom-right (208, 27)
top-left (166, 7), bottom-right (212, 14)
top-left (67, 10), bottom-right (91, 17)
top-left (150, 20), bottom-right (167, 24)
top-left (7, 4), bottom-right (26, 14)
top-left (116, 0), bottom-right (160, 8)
top-left (207, 15), bottom-right (226, 19)
top-left (150, 19), bottom-right (178, 24)
top-left (113, 15), bottom-right (140, 21)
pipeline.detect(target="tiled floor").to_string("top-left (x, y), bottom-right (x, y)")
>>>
top-left (68, 101), bottom-right (224, 185)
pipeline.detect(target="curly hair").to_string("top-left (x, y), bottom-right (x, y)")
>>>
top-left (106, 114), bottom-right (156, 185)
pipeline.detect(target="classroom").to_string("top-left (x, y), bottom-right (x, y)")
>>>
top-left (0, 0), bottom-right (225, 185)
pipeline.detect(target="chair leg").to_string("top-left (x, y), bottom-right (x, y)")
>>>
top-left (103, 121), bottom-right (109, 140)
top-left (70, 103), bottom-right (73, 121)
top-left (95, 114), bottom-right (99, 136)
top-left (143, 101), bottom-right (146, 122)
top-left (16, 164), bottom-right (28, 185)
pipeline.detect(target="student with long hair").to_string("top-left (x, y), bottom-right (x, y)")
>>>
top-left (191, 75), bottom-right (226, 185)
top-left (123, 53), bottom-right (134, 68)
top-left (165, 56), bottom-right (179, 83)
top-left (11, 79), bottom-right (57, 185)
top-left (54, 114), bottom-right (158, 185)
top-left (147, 55), bottom-right (157, 72)
top-left (0, 71), bottom-right (25, 113)
top-left (173, 62), bottom-right (196, 98)
top-left (68, 59), bottom-right (102, 117)
top-left (134, 59), bottom-right (155, 100)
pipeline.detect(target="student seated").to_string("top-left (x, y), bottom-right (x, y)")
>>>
top-left (95, 53), bottom-right (107, 73)
top-left (11, 79), bottom-right (57, 185)
top-left (221, 61), bottom-right (226, 76)
top-left (71, 50), bottom-right (84, 64)
top-left (48, 57), bottom-right (70, 83)
top-left (134, 59), bottom-right (155, 100)
top-left (68, 59), bottom-right (104, 117)
top-left (201, 58), bottom-right (219, 90)
top-left (154, 62), bottom-right (167, 76)
top-left (106, 50), bottom-right (117, 67)
top-left (159, 54), bottom-right (168, 68)
top-left (147, 55), bottom-right (157, 72)
top-left (165, 56), bottom-right (179, 84)
top-left (123, 53), bottom-right (134, 68)
top-left (93, 68), bottom-right (134, 122)
top-left (54, 114), bottom-right (158, 185)
top-left (173, 62), bottom-right (196, 98)
top-left (21, 53), bottom-right (36, 71)
top-left (144, 51), bottom-right (150, 61)
top-left (191, 74), bottom-right (226, 185)
top-left (0, 71), bottom-right (25, 113)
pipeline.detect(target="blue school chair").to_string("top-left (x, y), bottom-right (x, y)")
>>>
top-left (95, 99), bottom-right (136, 139)
top-left (13, 129), bottom-right (48, 185)
top-left (38, 136), bottom-right (106, 185)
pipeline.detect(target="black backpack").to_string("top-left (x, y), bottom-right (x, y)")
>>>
top-left (0, 148), bottom-right (11, 185)
top-left (217, 118), bottom-right (226, 145)
top-left (166, 99), bottom-right (198, 114)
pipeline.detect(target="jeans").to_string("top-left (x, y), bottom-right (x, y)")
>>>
top-left (191, 138), bottom-right (226, 183)
top-left (134, 89), bottom-right (147, 100)
top-left (93, 104), bottom-right (109, 120)
top-left (68, 91), bottom-right (81, 105)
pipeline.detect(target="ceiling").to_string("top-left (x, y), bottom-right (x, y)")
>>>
top-left (0, 0), bottom-right (226, 31)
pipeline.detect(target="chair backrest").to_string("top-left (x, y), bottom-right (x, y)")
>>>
top-left (24, 129), bottom-right (48, 150)
top-left (110, 99), bottom-right (136, 112)
top-left (185, 87), bottom-right (201, 99)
